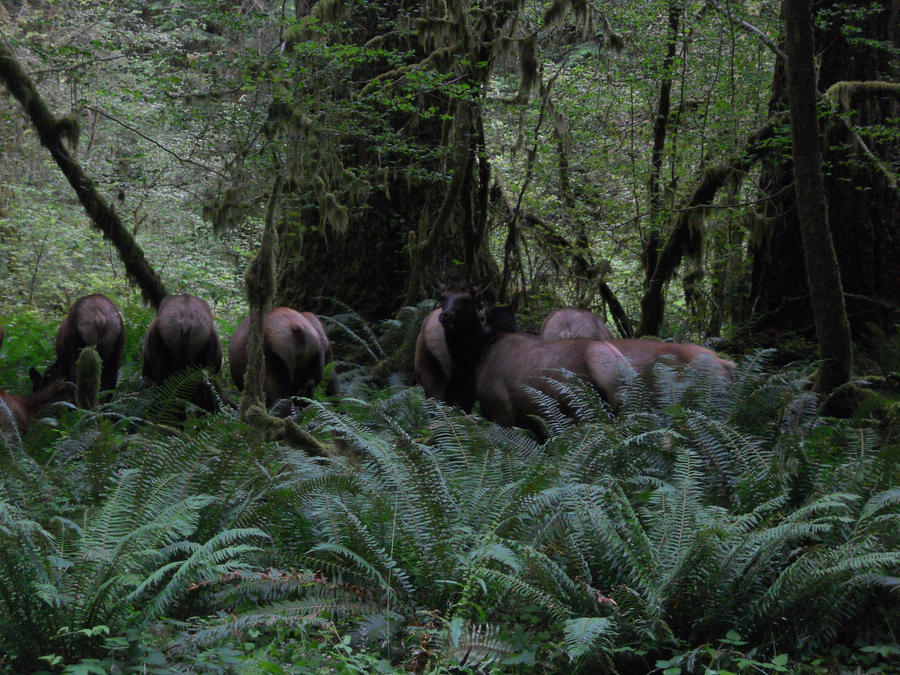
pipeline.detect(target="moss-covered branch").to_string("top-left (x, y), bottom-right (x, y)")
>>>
top-left (242, 405), bottom-right (330, 456)
top-left (0, 39), bottom-right (167, 308)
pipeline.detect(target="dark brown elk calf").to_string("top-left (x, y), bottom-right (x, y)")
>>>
top-left (46, 294), bottom-right (125, 391)
top-left (415, 290), bottom-right (518, 411)
top-left (142, 295), bottom-right (222, 410)
top-left (229, 307), bottom-right (339, 405)
top-left (540, 308), bottom-right (615, 341)
top-left (0, 329), bottom-right (74, 433)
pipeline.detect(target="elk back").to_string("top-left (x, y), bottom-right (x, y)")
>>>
top-left (610, 339), bottom-right (735, 381)
top-left (540, 308), bottom-right (615, 341)
top-left (229, 307), bottom-right (338, 405)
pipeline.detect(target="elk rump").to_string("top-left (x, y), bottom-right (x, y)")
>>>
top-left (540, 308), bottom-right (615, 341)
top-left (229, 307), bottom-right (339, 405)
top-left (48, 294), bottom-right (125, 391)
top-left (142, 294), bottom-right (222, 409)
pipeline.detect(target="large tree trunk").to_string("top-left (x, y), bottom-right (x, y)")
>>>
top-left (783, 0), bottom-right (852, 406)
top-left (749, 0), bottom-right (899, 339)
top-left (276, 188), bottom-right (425, 320)
top-left (275, 0), bottom-right (503, 320)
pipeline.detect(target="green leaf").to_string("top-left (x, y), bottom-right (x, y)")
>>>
top-left (450, 616), bottom-right (464, 648)
top-left (771, 653), bottom-right (789, 666)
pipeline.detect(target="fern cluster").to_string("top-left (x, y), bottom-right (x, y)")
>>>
top-left (0, 351), bottom-right (896, 672)
top-left (166, 354), bottom-right (897, 671)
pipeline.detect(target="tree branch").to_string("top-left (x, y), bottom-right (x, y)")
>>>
top-left (0, 38), bottom-right (167, 307)
top-left (86, 105), bottom-right (226, 178)
top-left (705, 0), bottom-right (786, 61)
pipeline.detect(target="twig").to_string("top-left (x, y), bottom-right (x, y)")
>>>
top-left (31, 54), bottom-right (128, 76)
top-left (705, 0), bottom-right (786, 61)
top-left (85, 105), bottom-right (226, 178)
top-left (836, 116), bottom-right (898, 191)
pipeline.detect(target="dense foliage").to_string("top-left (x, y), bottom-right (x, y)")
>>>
top-left (0, 341), bottom-right (898, 672)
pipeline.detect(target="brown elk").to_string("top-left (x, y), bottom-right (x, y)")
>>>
top-left (439, 285), bottom-right (735, 438)
top-left (436, 283), bottom-right (628, 435)
top-left (44, 294), bottom-right (125, 391)
top-left (540, 308), bottom-right (615, 341)
top-left (609, 339), bottom-right (735, 381)
top-left (474, 334), bottom-right (630, 434)
top-left (142, 294), bottom-right (222, 409)
top-left (0, 329), bottom-right (74, 433)
top-left (229, 307), bottom-right (339, 405)
top-left (415, 286), bottom-right (519, 412)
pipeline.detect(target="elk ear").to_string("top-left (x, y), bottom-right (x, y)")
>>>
top-left (29, 367), bottom-right (43, 391)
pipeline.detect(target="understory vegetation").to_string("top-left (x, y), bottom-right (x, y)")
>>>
top-left (1, 333), bottom-right (898, 673)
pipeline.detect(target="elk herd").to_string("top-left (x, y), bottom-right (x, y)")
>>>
top-left (1, 283), bottom-right (735, 439)
top-left (416, 282), bottom-right (735, 438)
top-left (0, 293), bottom-right (337, 432)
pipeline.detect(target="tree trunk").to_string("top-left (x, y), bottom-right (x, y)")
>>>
top-left (241, 181), bottom-right (279, 420)
top-left (783, 0), bottom-right (853, 406)
top-left (749, 0), bottom-right (899, 339)
top-left (639, 1), bottom-right (682, 334)
top-left (635, 118), bottom-right (779, 336)
top-left (276, 1), bottom-right (504, 320)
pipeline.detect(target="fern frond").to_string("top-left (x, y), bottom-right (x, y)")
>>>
top-left (191, 596), bottom-right (373, 646)
top-left (449, 621), bottom-right (518, 666)
top-left (308, 541), bottom-right (400, 596)
top-left (563, 616), bottom-right (616, 660)
top-left (136, 526), bottom-right (268, 623)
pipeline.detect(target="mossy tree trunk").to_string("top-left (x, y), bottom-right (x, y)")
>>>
top-left (749, 0), bottom-right (899, 339)
top-left (274, 0), bottom-right (509, 320)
